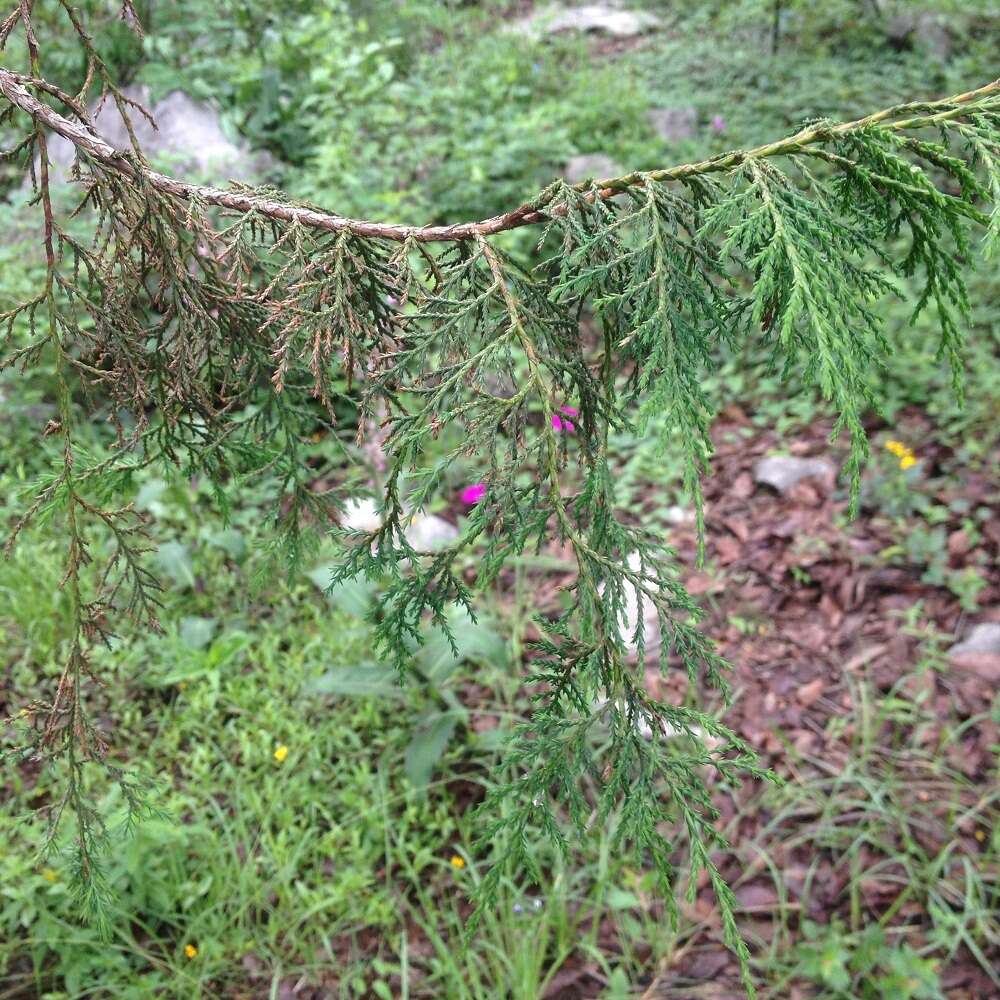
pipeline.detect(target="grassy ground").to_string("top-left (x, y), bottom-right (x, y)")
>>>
top-left (1, 1), bottom-right (999, 997)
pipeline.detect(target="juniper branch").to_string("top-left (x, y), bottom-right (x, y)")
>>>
top-left (2, 4), bottom-right (1000, 991)
top-left (0, 64), bottom-right (997, 241)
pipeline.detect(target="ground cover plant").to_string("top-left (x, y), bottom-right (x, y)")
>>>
top-left (1, 1), bottom-right (998, 996)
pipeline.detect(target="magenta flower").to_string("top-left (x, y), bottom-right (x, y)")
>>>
top-left (552, 405), bottom-right (578, 433)
top-left (460, 483), bottom-right (486, 505)
top-left (710, 115), bottom-right (726, 133)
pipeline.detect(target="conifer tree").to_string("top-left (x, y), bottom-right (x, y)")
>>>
top-left (2, 4), bottom-right (999, 990)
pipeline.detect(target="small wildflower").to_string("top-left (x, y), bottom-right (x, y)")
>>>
top-left (41, 867), bottom-right (58, 883)
top-left (512, 902), bottom-right (523, 914)
top-left (532, 897), bottom-right (543, 911)
top-left (884, 438), bottom-right (917, 469)
top-left (975, 829), bottom-right (986, 843)
top-left (184, 944), bottom-right (198, 959)
top-left (710, 114), bottom-right (726, 133)
top-left (450, 854), bottom-right (465, 869)
top-left (460, 483), bottom-right (486, 505)
top-left (273, 744), bottom-right (288, 763)
top-left (552, 405), bottom-right (578, 432)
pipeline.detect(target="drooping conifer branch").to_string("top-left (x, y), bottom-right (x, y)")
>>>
top-left (1, 64), bottom-right (998, 241)
top-left (2, 4), bottom-right (1000, 993)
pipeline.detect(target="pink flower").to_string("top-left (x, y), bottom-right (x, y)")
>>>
top-left (552, 405), bottom-right (578, 433)
top-left (710, 115), bottom-right (726, 133)
top-left (460, 483), bottom-right (486, 505)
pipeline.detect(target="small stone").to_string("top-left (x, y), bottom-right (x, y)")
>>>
top-left (886, 12), bottom-right (952, 60)
top-left (339, 499), bottom-right (458, 552)
top-left (403, 514), bottom-right (459, 551)
top-left (664, 505), bottom-right (695, 525)
top-left (563, 153), bottom-right (622, 184)
top-left (340, 498), bottom-right (382, 533)
top-left (948, 623), bottom-right (1000, 681)
top-left (613, 551), bottom-right (661, 660)
top-left (948, 622), bottom-right (1000, 658)
top-left (753, 455), bottom-right (834, 494)
top-left (647, 106), bottom-right (698, 142)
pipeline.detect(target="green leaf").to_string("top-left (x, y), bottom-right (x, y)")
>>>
top-left (307, 563), bottom-right (376, 618)
top-left (606, 888), bottom-right (642, 910)
top-left (417, 606), bottom-right (507, 682)
top-left (155, 541), bottom-right (195, 589)
top-left (404, 710), bottom-right (459, 790)
top-left (178, 616), bottom-right (217, 650)
top-left (307, 662), bottom-right (403, 698)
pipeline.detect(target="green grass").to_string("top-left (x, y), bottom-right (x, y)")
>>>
top-left (2, 469), bottom-right (996, 995)
top-left (0, 469), bottom-right (682, 998)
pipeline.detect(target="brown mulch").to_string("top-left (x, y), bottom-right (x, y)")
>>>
top-left (669, 403), bottom-right (998, 763)
top-left (477, 402), bottom-right (999, 1000)
top-left (630, 404), bottom-right (1000, 999)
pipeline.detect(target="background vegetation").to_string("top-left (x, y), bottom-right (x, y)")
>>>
top-left (1, 1), bottom-right (997, 996)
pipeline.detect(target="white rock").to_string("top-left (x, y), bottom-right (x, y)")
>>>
top-left (341, 497), bottom-right (382, 533)
top-left (591, 696), bottom-right (714, 744)
top-left (512, 4), bottom-right (661, 40)
top-left (753, 455), bottom-right (834, 494)
top-left (664, 505), bottom-right (695, 525)
top-left (606, 551), bottom-right (662, 660)
top-left (563, 153), bottom-right (622, 184)
top-left (43, 84), bottom-right (275, 185)
top-left (948, 623), bottom-right (1000, 659)
top-left (339, 498), bottom-right (458, 552)
top-left (647, 106), bottom-right (698, 142)
top-left (404, 513), bottom-right (459, 551)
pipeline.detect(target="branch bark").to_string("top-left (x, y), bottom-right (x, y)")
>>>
top-left (1, 66), bottom-right (997, 243)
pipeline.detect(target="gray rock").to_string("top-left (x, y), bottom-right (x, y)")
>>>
top-left (563, 153), bottom-right (622, 184)
top-left (340, 498), bottom-right (459, 552)
top-left (340, 497), bottom-right (383, 534)
top-left (886, 12), bottom-right (952, 60)
top-left (647, 106), bottom-right (698, 142)
top-left (948, 623), bottom-right (1000, 659)
top-left (603, 551), bottom-right (662, 661)
top-left (513, 4), bottom-right (661, 40)
top-left (753, 455), bottom-right (834, 494)
top-left (664, 505), bottom-right (695, 525)
top-left (404, 514), bottom-right (459, 551)
top-left (44, 84), bottom-right (275, 185)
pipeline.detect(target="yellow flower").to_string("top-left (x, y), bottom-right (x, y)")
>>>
top-left (273, 745), bottom-right (289, 763)
top-left (450, 854), bottom-right (465, 869)
top-left (41, 867), bottom-right (58, 883)
top-left (184, 943), bottom-right (198, 959)
top-left (884, 438), bottom-right (917, 468)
